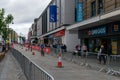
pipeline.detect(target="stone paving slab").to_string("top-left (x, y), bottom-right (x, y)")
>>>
top-left (0, 51), bottom-right (27, 80)
top-left (15, 45), bottom-right (120, 80)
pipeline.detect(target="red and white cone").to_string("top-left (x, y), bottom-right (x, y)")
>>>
top-left (57, 54), bottom-right (63, 68)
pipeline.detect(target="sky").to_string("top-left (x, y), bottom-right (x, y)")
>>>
top-left (0, 0), bottom-right (52, 38)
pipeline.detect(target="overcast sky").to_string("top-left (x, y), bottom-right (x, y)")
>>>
top-left (0, 0), bottom-right (52, 38)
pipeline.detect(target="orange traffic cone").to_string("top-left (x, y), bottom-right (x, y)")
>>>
top-left (57, 54), bottom-right (63, 68)
top-left (32, 52), bottom-right (35, 55)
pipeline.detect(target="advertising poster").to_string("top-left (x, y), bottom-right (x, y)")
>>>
top-left (111, 41), bottom-right (117, 55)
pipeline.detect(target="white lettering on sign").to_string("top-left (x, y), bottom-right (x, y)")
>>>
top-left (90, 27), bottom-right (106, 35)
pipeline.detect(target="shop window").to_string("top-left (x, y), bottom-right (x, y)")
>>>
top-left (111, 39), bottom-right (117, 55)
top-left (91, 1), bottom-right (96, 16)
top-left (98, 0), bottom-right (104, 14)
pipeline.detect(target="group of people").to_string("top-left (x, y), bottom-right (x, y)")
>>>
top-left (30, 42), bottom-right (111, 65)
top-left (52, 43), bottom-right (67, 54)
top-left (73, 44), bottom-right (87, 57)
top-left (39, 43), bottom-right (67, 56)
top-left (73, 44), bottom-right (112, 65)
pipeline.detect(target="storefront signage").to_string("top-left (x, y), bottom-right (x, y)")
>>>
top-left (54, 30), bottom-right (65, 37)
top-left (88, 27), bottom-right (106, 36)
top-left (112, 24), bottom-right (120, 32)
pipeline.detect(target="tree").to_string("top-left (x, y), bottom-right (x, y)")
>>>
top-left (0, 8), bottom-right (14, 40)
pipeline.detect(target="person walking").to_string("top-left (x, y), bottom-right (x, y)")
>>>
top-left (40, 43), bottom-right (45, 56)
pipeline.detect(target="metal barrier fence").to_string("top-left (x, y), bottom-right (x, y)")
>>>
top-left (61, 51), bottom-right (120, 76)
top-left (10, 48), bottom-right (54, 80)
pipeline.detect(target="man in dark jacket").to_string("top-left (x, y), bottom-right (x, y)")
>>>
top-left (98, 45), bottom-right (107, 64)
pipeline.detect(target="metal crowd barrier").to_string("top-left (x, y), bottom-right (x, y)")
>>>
top-left (62, 51), bottom-right (120, 76)
top-left (10, 48), bottom-right (54, 80)
top-left (107, 55), bottom-right (120, 76)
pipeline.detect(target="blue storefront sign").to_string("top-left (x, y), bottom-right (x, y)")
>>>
top-left (76, 2), bottom-right (83, 22)
top-left (88, 27), bottom-right (106, 36)
top-left (49, 5), bottom-right (57, 22)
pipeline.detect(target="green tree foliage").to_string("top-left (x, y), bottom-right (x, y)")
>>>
top-left (21, 36), bottom-right (25, 43)
top-left (19, 36), bottom-right (26, 43)
top-left (0, 8), bottom-right (14, 40)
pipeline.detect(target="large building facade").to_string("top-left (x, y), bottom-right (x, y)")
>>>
top-left (33, 0), bottom-right (120, 54)
top-left (67, 0), bottom-right (120, 54)
top-left (37, 0), bottom-right (79, 51)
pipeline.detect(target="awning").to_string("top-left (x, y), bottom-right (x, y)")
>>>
top-left (38, 27), bottom-right (65, 38)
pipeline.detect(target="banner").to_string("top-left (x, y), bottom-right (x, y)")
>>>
top-left (49, 5), bottom-right (57, 22)
top-left (76, 2), bottom-right (83, 22)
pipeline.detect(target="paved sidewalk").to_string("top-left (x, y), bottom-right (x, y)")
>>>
top-left (59, 51), bottom-right (120, 75)
top-left (15, 45), bottom-right (119, 80)
top-left (0, 51), bottom-right (27, 80)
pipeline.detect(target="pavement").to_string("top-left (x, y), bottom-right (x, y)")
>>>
top-left (14, 45), bottom-right (120, 80)
top-left (0, 51), bottom-right (27, 80)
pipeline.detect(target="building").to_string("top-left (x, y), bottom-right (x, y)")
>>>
top-left (9, 28), bottom-right (18, 43)
top-left (67, 0), bottom-right (120, 54)
top-left (30, 18), bottom-right (38, 44)
top-left (37, 0), bottom-right (79, 51)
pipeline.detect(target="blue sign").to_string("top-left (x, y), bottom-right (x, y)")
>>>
top-left (49, 5), bottom-right (57, 22)
top-left (89, 27), bottom-right (106, 36)
top-left (76, 2), bottom-right (83, 22)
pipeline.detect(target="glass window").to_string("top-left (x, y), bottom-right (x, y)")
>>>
top-left (98, 0), bottom-right (103, 14)
top-left (91, 1), bottom-right (96, 16)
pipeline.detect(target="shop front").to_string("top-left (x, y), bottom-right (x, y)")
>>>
top-left (78, 21), bottom-right (120, 55)
top-left (47, 34), bottom-right (54, 45)
top-left (54, 29), bottom-right (65, 44)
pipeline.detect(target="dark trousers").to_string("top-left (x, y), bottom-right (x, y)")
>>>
top-left (41, 49), bottom-right (44, 56)
top-left (99, 55), bottom-right (106, 64)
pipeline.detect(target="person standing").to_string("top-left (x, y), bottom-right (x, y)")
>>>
top-left (82, 44), bottom-right (87, 57)
top-left (98, 45), bottom-right (107, 64)
top-left (40, 43), bottom-right (45, 56)
top-left (61, 43), bottom-right (67, 54)
top-left (53, 43), bottom-right (57, 54)
top-left (75, 44), bottom-right (81, 56)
